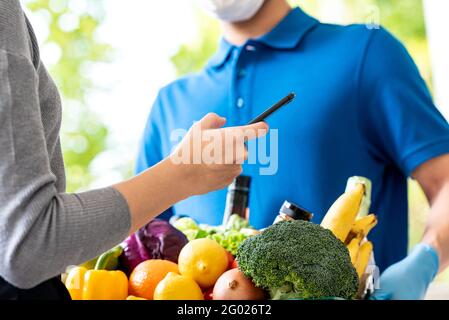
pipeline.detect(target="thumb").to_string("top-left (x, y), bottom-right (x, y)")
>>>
top-left (198, 113), bottom-right (227, 129)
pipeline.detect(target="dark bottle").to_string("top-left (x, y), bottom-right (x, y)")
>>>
top-left (222, 175), bottom-right (251, 225)
top-left (273, 201), bottom-right (314, 224)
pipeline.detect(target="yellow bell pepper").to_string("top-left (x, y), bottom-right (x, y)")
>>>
top-left (66, 266), bottom-right (128, 300)
top-left (66, 247), bottom-right (128, 300)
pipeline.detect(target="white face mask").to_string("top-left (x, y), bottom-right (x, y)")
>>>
top-left (195, 0), bottom-right (265, 22)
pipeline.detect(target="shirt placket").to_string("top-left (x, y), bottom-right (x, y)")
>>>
top-left (229, 42), bottom-right (258, 125)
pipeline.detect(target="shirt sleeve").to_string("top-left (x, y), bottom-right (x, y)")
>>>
top-left (359, 27), bottom-right (449, 176)
top-left (135, 94), bottom-right (174, 221)
top-left (0, 51), bottom-right (131, 289)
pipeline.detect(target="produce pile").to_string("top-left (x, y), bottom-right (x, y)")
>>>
top-left (64, 176), bottom-right (377, 300)
top-left (172, 214), bottom-right (259, 256)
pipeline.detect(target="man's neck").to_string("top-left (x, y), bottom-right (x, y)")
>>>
top-left (222, 0), bottom-right (292, 46)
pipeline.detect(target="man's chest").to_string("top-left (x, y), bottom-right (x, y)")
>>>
top-left (162, 55), bottom-right (362, 161)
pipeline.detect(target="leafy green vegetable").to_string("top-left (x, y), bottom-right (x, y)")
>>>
top-left (236, 220), bottom-right (359, 300)
top-left (225, 214), bottom-right (250, 231)
top-left (209, 230), bottom-right (248, 255)
top-left (172, 215), bottom-right (256, 255)
top-left (173, 217), bottom-right (199, 232)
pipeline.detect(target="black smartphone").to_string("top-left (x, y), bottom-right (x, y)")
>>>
top-left (247, 92), bottom-right (296, 125)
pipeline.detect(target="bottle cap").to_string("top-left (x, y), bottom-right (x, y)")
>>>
top-left (280, 201), bottom-right (313, 221)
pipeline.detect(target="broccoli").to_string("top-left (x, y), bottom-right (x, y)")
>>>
top-left (236, 220), bottom-right (359, 300)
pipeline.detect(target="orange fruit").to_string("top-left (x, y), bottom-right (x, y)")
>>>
top-left (153, 272), bottom-right (203, 300)
top-left (128, 259), bottom-right (179, 300)
top-left (126, 295), bottom-right (147, 300)
top-left (178, 238), bottom-right (228, 288)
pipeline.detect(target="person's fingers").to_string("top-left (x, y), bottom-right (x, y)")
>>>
top-left (242, 121), bottom-right (269, 134)
top-left (199, 113), bottom-right (227, 130)
top-left (242, 148), bottom-right (248, 161)
top-left (234, 143), bottom-right (248, 164)
top-left (213, 165), bottom-right (242, 187)
top-left (228, 121), bottom-right (269, 141)
top-left (219, 134), bottom-right (246, 165)
top-left (230, 164), bottom-right (243, 177)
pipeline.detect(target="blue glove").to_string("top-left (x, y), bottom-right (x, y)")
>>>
top-left (370, 243), bottom-right (439, 300)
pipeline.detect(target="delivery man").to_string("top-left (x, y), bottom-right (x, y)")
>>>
top-left (136, 0), bottom-right (449, 299)
top-left (0, 0), bottom-right (267, 299)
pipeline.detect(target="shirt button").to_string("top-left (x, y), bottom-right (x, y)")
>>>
top-left (238, 69), bottom-right (246, 78)
top-left (236, 98), bottom-right (245, 108)
top-left (245, 45), bottom-right (256, 52)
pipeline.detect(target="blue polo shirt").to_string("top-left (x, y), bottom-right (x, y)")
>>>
top-left (135, 7), bottom-right (449, 271)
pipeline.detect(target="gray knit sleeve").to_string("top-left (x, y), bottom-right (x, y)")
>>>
top-left (0, 50), bottom-right (131, 289)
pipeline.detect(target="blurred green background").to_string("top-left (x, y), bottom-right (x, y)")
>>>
top-left (24, 0), bottom-right (446, 283)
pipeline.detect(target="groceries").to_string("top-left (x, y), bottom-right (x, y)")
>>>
top-left (79, 245), bottom-right (123, 271)
top-left (320, 176), bottom-right (378, 297)
top-left (128, 259), bottom-right (179, 300)
top-left (212, 268), bottom-right (267, 300)
top-left (349, 214), bottom-right (378, 241)
top-left (173, 214), bottom-right (257, 256)
top-left (119, 219), bottom-right (188, 275)
top-left (320, 177), bottom-right (377, 281)
top-left (178, 238), bottom-right (229, 289)
top-left (355, 241), bottom-right (374, 279)
top-left (65, 175), bottom-right (378, 300)
top-left (173, 175), bottom-right (257, 256)
top-left (65, 266), bottom-right (128, 300)
top-left (65, 245), bottom-right (129, 300)
top-left (222, 175), bottom-right (251, 225)
top-left (272, 200), bottom-right (314, 224)
top-left (346, 214), bottom-right (377, 279)
top-left (126, 295), bottom-right (147, 300)
top-left (320, 183), bottom-right (366, 242)
top-left (154, 272), bottom-right (204, 300)
top-left (236, 220), bottom-right (360, 300)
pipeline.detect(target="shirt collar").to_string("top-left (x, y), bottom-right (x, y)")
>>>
top-left (208, 7), bottom-right (319, 69)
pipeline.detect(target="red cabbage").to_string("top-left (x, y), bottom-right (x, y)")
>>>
top-left (119, 219), bottom-right (188, 274)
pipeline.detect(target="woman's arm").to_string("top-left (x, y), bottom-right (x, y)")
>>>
top-left (0, 51), bottom-right (133, 289)
top-left (114, 113), bottom-right (268, 233)
top-left (0, 50), bottom-right (268, 289)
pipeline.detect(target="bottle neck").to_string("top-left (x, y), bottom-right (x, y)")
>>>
top-left (223, 188), bottom-right (250, 224)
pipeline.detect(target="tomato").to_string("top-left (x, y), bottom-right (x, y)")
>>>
top-left (226, 251), bottom-right (236, 270)
top-left (203, 287), bottom-right (214, 300)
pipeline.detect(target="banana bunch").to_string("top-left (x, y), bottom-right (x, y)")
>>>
top-left (346, 214), bottom-right (377, 278)
top-left (321, 177), bottom-right (378, 279)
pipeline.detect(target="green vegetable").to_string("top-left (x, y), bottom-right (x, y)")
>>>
top-left (225, 214), bottom-right (249, 231)
top-left (79, 257), bottom-right (98, 270)
top-left (173, 217), bottom-right (199, 232)
top-left (94, 245), bottom-right (123, 270)
top-left (209, 230), bottom-right (248, 255)
top-left (80, 245), bottom-right (123, 270)
top-left (172, 215), bottom-right (256, 256)
top-left (236, 220), bottom-right (359, 300)
top-left (180, 229), bottom-right (199, 242)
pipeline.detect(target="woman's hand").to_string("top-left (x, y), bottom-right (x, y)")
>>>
top-left (114, 113), bottom-right (268, 233)
top-left (170, 113), bottom-right (268, 196)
